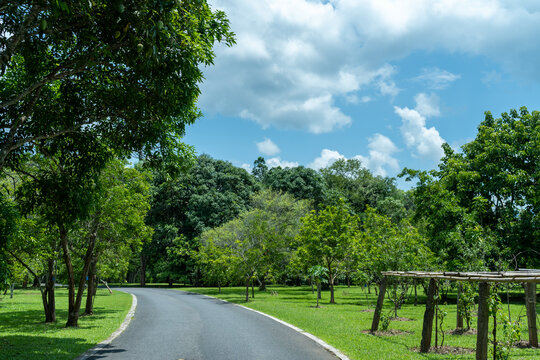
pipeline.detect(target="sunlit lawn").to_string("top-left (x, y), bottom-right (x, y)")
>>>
top-left (0, 288), bottom-right (132, 360)
top-left (179, 285), bottom-right (540, 360)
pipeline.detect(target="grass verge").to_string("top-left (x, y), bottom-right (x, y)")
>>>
top-left (179, 285), bottom-right (540, 360)
top-left (0, 288), bottom-right (132, 360)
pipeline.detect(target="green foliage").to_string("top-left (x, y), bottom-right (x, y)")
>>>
top-left (0, 194), bottom-right (19, 291)
top-left (379, 311), bottom-right (392, 331)
top-left (296, 199), bottom-right (360, 303)
top-left (144, 155), bottom-right (260, 283)
top-left (359, 207), bottom-right (433, 278)
top-left (320, 158), bottom-right (412, 221)
top-left (488, 291), bottom-right (521, 360)
top-left (264, 166), bottom-right (328, 206)
top-left (1, 0), bottom-right (234, 172)
top-left (198, 190), bottom-right (311, 287)
top-left (403, 107), bottom-right (540, 269)
top-left (458, 282), bottom-right (476, 330)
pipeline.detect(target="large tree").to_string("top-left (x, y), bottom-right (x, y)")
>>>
top-left (143, 155), bottom-right (259, 284)
top-left (403, 107), bottom-right (540, 268)
top-left (0, 0), bottom-right (234, 170)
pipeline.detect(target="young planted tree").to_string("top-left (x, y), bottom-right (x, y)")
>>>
top-left (296, 199), bottom-right (360, 304)
top-left (307, 265), bottom-right (328, 308)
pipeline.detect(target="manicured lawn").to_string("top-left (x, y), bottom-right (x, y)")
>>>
top-left (179, 285), bottom-right (540, 360)
top-left (0, 288), bottom-right (132, 360)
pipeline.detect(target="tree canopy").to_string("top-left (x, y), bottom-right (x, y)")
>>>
top-left (0, 0), bottom-right (234, 171)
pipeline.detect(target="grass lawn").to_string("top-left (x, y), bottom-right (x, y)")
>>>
top-left (0, 288), bottom-right (132, 360)
top-left (179, 285), bottom-right (540, 360)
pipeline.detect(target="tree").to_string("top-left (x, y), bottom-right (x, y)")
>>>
top-left (75, 160), bottom-right (153, 315)
top-left (198, 190), bottom-right (311, 299)
top-left (296, 199), bottom-right (359, 304)
top-left (15, 135), bottom-right (109, 327)
top-left (0, 0), bottom-right (234, 171)
top-left (264, 166), bottom-right (328, 206)
top-left (320, 158), bottom-right (412, 221)
top-left (402, 107), bottom-right (540, 268)
top-left (0, 194), bottom-right (18, 293)
top-left (144, 155), bottom-right (259, 284)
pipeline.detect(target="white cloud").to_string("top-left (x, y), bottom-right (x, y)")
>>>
top-left (241, 163), bottom-right (252, 172)
top-left (267, 157), bottom-right (299, 168)
top-left (203, 0), bottom-right (540, 133)
top-left (395, 94), bottom-right (446, 161)
top-left (256, 138), bottom-right (280, 156)
top-left (309, 134), bottom-right (399, 176)
top-left (309, 149), bottom-right (345, 170)
top-left (414, 67), bottom-right (460, 89)
top-left (414, 93), bottom-right (440, 117)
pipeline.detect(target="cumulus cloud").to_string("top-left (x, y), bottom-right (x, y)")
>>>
top-left (395, 93), bottom-right (445, 161)
top-left (202, 0), bottom-right (540, 133)
top-left (267, 157), bottom-right (299, 168)
top-left (256, 138), bottom-right (280, 156)
top-left (414, 68), bottom-right (460, 90)
top-left (309, 149), bottom-right (345, 170)
top-left (309, 134), bottom-right (399, 176)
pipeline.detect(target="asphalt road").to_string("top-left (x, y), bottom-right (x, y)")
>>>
top-left (88, 288), bottom-right (339, 360)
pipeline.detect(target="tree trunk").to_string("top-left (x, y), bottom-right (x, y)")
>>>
top-left (414, 279), bottom-right (418, 306)
top-left (525, 283), bottom-right (538, 347)
top-left (311, 275), bottom-right (314, 294)
top-left (476, 282), bottom-right (490, 360)
top-left (22, 273), bottom-right (28, 289)
top-left (44, 258), bottom-right (56, 323)
top-left (329, 274), bottom-right (335, 304)
top-left (245, 277), bottom-right (249, 302)
top-left (420, 278), bottom-right (437, 353)
top-left (168, 276), bottom-right (173, 287)
top-left (251, 280), bottom-right (255, 299)
top-left (60, 223), bottom-right (96, 327)
top-left (84, 256), bottom-right (98, 315)
top-left (317, 282), bottom-right (321, 300)
top-left (371, 276), bottom-right (387, 332)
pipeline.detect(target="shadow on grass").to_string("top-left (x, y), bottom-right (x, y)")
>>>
top-left (0, 335), bottom-right (93, 360)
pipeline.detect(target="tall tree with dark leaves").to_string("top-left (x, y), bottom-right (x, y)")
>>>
top-left (143, 155), bottom-right (260, 284)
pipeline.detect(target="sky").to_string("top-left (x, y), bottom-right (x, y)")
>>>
top-left (183, 0), bottom-right (540, 188)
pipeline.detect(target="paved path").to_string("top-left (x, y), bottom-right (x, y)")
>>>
top-left (88, 288), bottom-right (339, 360)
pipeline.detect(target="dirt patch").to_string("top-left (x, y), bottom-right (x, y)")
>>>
top-left (362, 329), bottom-right (412, 336)
top-left (391, 316), bottom-right (414, 321)
top-left (309, 305), bottom-right (325, 308)
top-left (447, 328), bottom-right (477, 335)
top-left (514, 340), bottom-right (540, 349)
top-left (360, 309), bottom-right (375, 313)
top-left (411, 346), bottom-right (475, 355)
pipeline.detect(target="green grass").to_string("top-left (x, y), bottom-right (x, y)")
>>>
top-left (0, 288), bottom-right (132, 360)
top-left (179, 285), bottom-right (540, 360)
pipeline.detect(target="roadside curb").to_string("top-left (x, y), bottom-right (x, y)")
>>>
top-left (186, 291), bottom-right (350, 360)
top-left (75, 292), bottom-right (138, 360)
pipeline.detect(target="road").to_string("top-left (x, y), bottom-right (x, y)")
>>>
top-left (87, 288), bottom-right (339, 360)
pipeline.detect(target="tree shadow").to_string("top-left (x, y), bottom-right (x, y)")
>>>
top-left (0, 334), bottom-right (94, 360)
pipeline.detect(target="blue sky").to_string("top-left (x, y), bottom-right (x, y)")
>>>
top-left (183, 0), bottom-right (540, 187)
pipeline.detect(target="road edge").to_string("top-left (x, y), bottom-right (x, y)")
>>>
top-left (186, 291), bottom-right (350, 360)
top-left (75, 291), bottom-right (138, 360)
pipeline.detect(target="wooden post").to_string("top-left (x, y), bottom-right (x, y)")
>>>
top-left (456, 282), bottom-right (464, 328)
top-left (371, 276), bottom-right (387, 332)
top-left (525, 283), bottom-right (538, 347)
top-left (476, 282), bottom-right (490, 360)
top-left (420, 278), bottom-right (437, 353)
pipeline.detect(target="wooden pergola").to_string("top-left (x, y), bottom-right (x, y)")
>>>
top-left (370, 270), bottom-right (540, 360)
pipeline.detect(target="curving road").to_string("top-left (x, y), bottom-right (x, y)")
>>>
top-left (87, 288), bottom-right (339, 360)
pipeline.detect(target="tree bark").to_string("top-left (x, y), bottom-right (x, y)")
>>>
top-left (420, 278), bottom-right (437, 353)
top-left (525, 283), bottom-right (538, 347)
top-left (317, 282), bottom-right (321, 300)
top-left (84, 255), bottom-right (98, 315)
top-left (476, 282), bottom-right (490, 360)
top-left (245, 277), bottom-right (249, 302)
top-left (60, 223), bottom-right (96, 327)
top-left (371, 276), bottom-right (387, 332)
